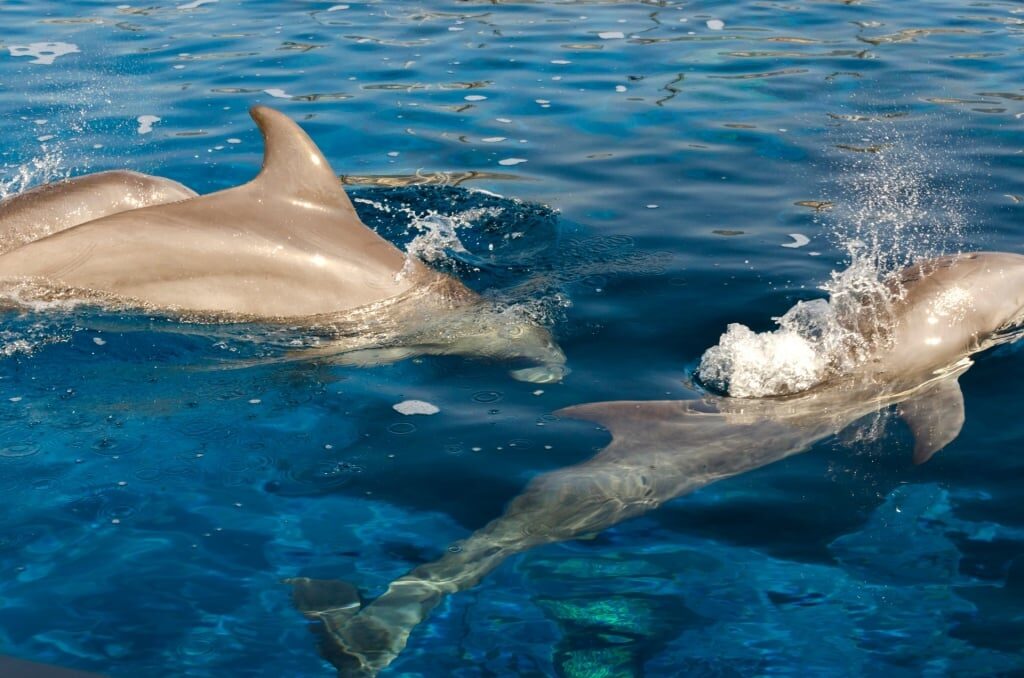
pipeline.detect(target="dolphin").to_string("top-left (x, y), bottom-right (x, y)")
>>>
top-left (289, 251), bottom-right (1024, 676)
top-left (0, 107), bottom-right (566, 382)
top-left (0, 170), bottom-right (196, 255)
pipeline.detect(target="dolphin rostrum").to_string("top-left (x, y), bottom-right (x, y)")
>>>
top-left (290, 251), bottom-right (1024, 676)
top-left (0, 107), bottom-right (566, 382)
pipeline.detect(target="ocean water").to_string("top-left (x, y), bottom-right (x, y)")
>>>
top-left (1, 0), bottom-right (1024, 676)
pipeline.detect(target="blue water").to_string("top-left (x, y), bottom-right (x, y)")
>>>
top-left (2, 0), bottom-right (1024, 675)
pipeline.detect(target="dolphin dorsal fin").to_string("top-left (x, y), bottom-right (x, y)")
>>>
top-left (897, 377), bottom-right (965, 464)
top-left (247, 106), bottom-right (356, 213)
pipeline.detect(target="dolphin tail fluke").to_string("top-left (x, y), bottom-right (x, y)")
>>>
top-left (289, 574), bottom-right (442, 677)
top-left (897, 376), bottom-right (965, 464)
top-left (287, 577), bottom-right (380, 677)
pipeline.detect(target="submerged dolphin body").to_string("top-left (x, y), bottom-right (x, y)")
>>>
top-left (292, 251), bottom-right (1024, 676)
top-left (0, 107), bottom-right (566, 382)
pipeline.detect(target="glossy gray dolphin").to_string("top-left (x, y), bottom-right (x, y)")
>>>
top-left (0, 107), bottom-right (567, 382)
top-left (291, 251), bottom-right (1024, 676)
top-left (0, 170), bottom-right (196, 255)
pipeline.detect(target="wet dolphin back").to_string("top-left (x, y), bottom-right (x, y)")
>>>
top-left (0, 107), bottom-right (429, 317)
top-left (0, 170), bottom-right (196, 255)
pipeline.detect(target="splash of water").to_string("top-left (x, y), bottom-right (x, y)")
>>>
top-left (402, 207), bottom-right (502, 265)
top-left (355, 192), bottom-right (570, 332)
top-left (698, 124), bottom-right (968, 397)
top-left (0, 146), bottom-right (70, 200)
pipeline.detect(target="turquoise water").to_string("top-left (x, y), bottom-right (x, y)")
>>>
top-left (2, 0), bottom-right (1024, 675)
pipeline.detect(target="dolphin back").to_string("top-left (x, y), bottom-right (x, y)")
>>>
top-left (0, 170), bottom-right (196, 255)
top-left (0, 107), bottom-right (427, 317)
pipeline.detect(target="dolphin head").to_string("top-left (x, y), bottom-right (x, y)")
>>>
top-left (884, 252), bottom-right (1024, 371)
top-left (961, 253), bottom-right (1024, 331)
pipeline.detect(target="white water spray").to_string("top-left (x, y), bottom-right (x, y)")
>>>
top-left (698, 124), bottom-right (969, 397)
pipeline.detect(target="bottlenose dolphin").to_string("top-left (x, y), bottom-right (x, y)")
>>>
top-left (0, 107), bottom-right (566, 382)
top-left (290, 251), bottom-right (1024, 676)
top-left (0, 170), bottom-right (196, 255)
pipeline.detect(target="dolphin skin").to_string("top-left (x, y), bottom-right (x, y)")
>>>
top-left (293, 251), bottom-right (1024, 676)
top-left (0, 170), bottom-right (196, 255)
top-left (0, 107), bottom-right (566, 382)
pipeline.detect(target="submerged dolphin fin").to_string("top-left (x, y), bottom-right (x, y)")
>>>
top-left (247, 106), bottom-right (358, 214)
top-left (554, 399), bottom-right (749, 466)
top-left (897, 377), bottom-right (965, 464)
top-left (556, 399), bottom-right (725, 441)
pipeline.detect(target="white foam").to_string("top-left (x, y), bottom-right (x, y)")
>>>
top-left (706, 19), bottom-right (725, 30)
top-left (598, 31), bottom-right (625, 39)
top-left (178, 0), bottom-right (216, 8)
top-left (393, 400), bottom-right (439, 415)
top-left (9, 42), bottom-right (80, 66)
top-left (498, 158), bottom-right (527, 166)
top-left (698, 299), bottom-right (837, 397)
top-left (137, 115), bottom-right (160, 135)
top-left (402, 206), bottom-right (502, 264)
top-left (263, 88), bottom-right (291, 99)
top-left (782, 233), bottom-right (810, 248)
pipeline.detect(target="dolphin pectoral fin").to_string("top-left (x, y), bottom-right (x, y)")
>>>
top-left (897, 377), bottom-right (965, 464)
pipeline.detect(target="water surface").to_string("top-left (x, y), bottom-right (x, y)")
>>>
top-left (2, 0), bottom-right (1024, 675)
